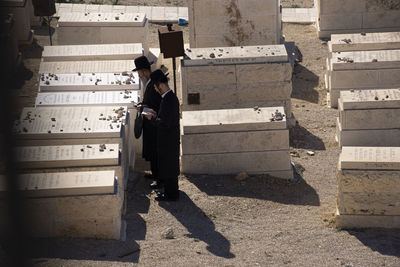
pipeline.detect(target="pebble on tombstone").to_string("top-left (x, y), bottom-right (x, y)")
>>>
top-left (235, 172), bottom-right (248, 181)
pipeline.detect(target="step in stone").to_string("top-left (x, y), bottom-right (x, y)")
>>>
top-left (42, 43), bottom-right (143, 62)
top-left (39, 73), bottom-right (140, 91)
top-left (36, 91), bottom-right (139, 108)
top-left (335, 208), bottom-right (400, 229)
top-left (58, 12), bottom-right (146, 27)
top-left (39, 60), bottom-right (136, 74)
top-left (331, 50), bottom-right (400, 71)
top-left (340, 147), bottom-right (400, 170)
top-left (339, 89), bottom-right (400, 110)
top-left (15, 144), bottom-right (120, 169)
top-left (330, 32), bottom-right (400, 52)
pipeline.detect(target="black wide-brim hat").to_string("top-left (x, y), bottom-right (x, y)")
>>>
top-left (150, 69), bottom-right (168, 83)
top-left (132, 56), bottom-right (153, 71)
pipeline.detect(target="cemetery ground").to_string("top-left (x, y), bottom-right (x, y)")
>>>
top-left (3, 3), bottom-right (400, 267)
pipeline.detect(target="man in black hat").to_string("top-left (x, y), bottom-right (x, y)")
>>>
top-left (133, 56), bottom-right (162, 189)
top-left (143, 69), bottom-right (180, 201)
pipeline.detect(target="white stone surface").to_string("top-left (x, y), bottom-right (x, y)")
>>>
top-left (15, 144), bottom-right (119, 168)
top-left (42, 43), bottom-right (143, 62)
top-left (39, 73), bottom-right (140, 91)
top-left (58, 12), bottom-right (146, 27)
top-left (36, 91), bottom-right (139, 108)
top-left (182, 107), bottom-right (287, 134)
top-left (330, 32), bottom-right (400, 52)
top-left (15, 106), bottom-right (128, 139)
top-left (39, 60), bottom-right (136, 74)
top-left (331, 50), bottom-right (400, 71)
top-left (12, 170), bottom-right (115, 197)
top-left (183, 45), bottom-right (288, 66)
top-left (340, 147), bottom-right (400, 170)
top-left (340, 89), bottom-right (400, 110)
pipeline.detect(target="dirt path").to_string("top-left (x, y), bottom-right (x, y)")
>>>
top-left (2, 1), bottom-right (399, 266)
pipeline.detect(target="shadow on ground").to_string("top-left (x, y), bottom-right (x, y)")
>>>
top-left (290, 124), bottom-right (326, 151)
top-left (291, 64), bottom-right (319, 103)
top-left (27, 171), bottom-right (150, 263)
top-left (159, 191), bottom-right (235, 259)
top-left (347, 229), bottom-right (400, 257)
top-left (187, 173), bottom-right (320, 207)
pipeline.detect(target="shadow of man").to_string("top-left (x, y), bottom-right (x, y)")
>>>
top-left (158, 191), bottom-right (235, 259)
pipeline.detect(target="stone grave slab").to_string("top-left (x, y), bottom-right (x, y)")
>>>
top-left (182, 107), bottom-right (287, 134)
top-left (42, 43), bottom-right (143, 62)
top-left (181, 150), bottom-right (292, 178)
top-left (330, 32), bottom-right (400, 52)
top-left (58, 12), bottom-right (146, 27)
top-left (39, 73), bottom-right (140, 91)
top-left (339, 103), bottom-right (400, 130)
top-left (339, 89), bottom-right (400, 110)
top-left (181, 129), bottom-right (289, 155)
top-left (35, 91), bottom-right (139, 108)
top-left (335, 209), bottom-right (400, 229)
top-left (340, 147), bottom-right (400, 170)
top-left (15, 144), bottom-right (119, 169)
top-left (183, 45), bottom-right (288, 66)
top-left (39, 60), bottom-right (136, 74)
top-left (11, 170), bottom-right (116, 197)
top-left (331, 50), bottom-right (400, 71)
top-left (338, 192), bottom-right (400, 216)
top-left (339, 128), bottom-right (400, 147)
top-left (15, 106), bottom-right (128, 140)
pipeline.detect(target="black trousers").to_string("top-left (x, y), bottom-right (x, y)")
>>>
top-left (150, 158), bottom-right (159, 180)
top-left (162, 176), bottom-right (179, 197)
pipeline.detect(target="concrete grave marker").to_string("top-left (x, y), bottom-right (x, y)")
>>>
top-left (39, 60), bottom-right (136, 74)
top-left (339, 89), bottom-right (400, 110)
top-left (330, 32), bottom-right (400, 52)
top-left (340, 147), bottom-right (400, 170)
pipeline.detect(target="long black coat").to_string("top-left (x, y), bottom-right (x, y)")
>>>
top-left (151, 90), bottom-right (180, 179)
top-left (141, 79), bottom-right (162, 161)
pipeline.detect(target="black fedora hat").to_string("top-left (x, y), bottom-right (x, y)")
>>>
top-left (132, 56), bottom-right (153, 71)
top-left (150, 69), bottom-right (168, 84)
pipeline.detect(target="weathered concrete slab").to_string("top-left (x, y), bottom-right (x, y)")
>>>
top-left (188, 0), bottom-right (280, 47)
top-left (330, 32), bottom-right (400, 52)
top-left (339, 103), bottom-right (400, 130)
top-left (182, 107), bottom-right (287, 134)
top-left (39, 60), bottom-right (136, 74)
top-left (39, 73), bottom-right (140, 92)
top-left (183, 45), bottom-right (288, 66)
top-left (319, 0), bottom-right (366, 15)
top-left (338, 192), bottom-right (400, 216)
top-left (331, 50), bottom-right (400, 71)
top-left (42, 43), bottom-right (143, 62)
top-left (58, 12), bottom-right (146, 27)
top-left (339, 89), bottom-right (400, 110)
top-left (15, 106), bottom-right (128, 140)
top-left (338, 169), bottom-right (400, 193)
top-left (335, 209), bottom-right (400, 229)
top-left (15, 144), bottom-right (120, 169)
top-left (181, 150), bottom-right (292, 178)
top-left (340, 147), bottom-right (400, 170)
top-left (318, 27), bottom-right (400, 39)
top-left (339, 128), bottom-right (400, 147)
top-left (35, 91), bottom-right (139, 108)
top-left (5, 170), bottom-right (116, 197)
top-left (330, 69), bottom-right (400, 89)
top-left (181, 129), bottom-right (289, 155)
top-left (319, 13), bottom-right (363, 31)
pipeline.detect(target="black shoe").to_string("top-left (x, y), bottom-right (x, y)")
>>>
top-left (155, 192), bottom-right (179, 202)
top-left (150, 181), bottom-right (163, 190)
top-left (144, 173), bottom-right (154, 179)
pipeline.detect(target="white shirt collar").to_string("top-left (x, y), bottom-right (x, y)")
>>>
top-left (161, 89), bottom-right (172, 98)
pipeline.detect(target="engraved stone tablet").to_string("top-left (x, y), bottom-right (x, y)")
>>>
top-left (36, 91), bottom-right (139, 108)
top-left (15, 106), bottom-right (128, 139)
top-left (341, 147), bottom-right (400, 170)
top-left (39, 73), bottom-right (140, 91)
top-left (15, 144), bottom-right (120, 168)
top-left (42, 43), bottom-right (143, 62)
top-left (340, 89), bottom-right (400, 110)
top-left (58, 12), bottom-right (146, 27)
top-left (39, 60), bottom-right (136, 74)
top-left (182, 107), bottom-right (287, 134)
top-left (14, 170), bottom-right (115, 197)
top-left (183, 45), bottom-right (288, 66)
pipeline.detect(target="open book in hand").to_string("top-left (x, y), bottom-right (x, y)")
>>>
top-left (141, 107), bottom-right (156, 116)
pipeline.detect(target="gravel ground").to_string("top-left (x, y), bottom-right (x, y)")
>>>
top-left (1, 0), bottom-right (399, 266)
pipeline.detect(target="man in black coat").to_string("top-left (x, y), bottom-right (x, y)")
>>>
top-left (144, 70), bottom-right (180, 201)
top-left (133, 56), bottom-right (162, 188)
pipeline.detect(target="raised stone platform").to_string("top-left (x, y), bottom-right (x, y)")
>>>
top-left (181, 107), bottom-right (292, 179)
top-left (336, 146), bottom-right (400, 228)
top-left (42, 43), bottom-right (143, 62)
top-left (39, 73), bottom-right (140, 92)
top-left (39, 60), bottom-right (136, 74)
top-left (180, 45), bottom-right (293, 118)
top-left (188, 0), bottom-right (281, 48)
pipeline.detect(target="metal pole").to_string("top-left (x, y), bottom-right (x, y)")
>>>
top-left (172, 57), bottom-right (177, 93)
top-left (47, 16), bottom-right (52, 46)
